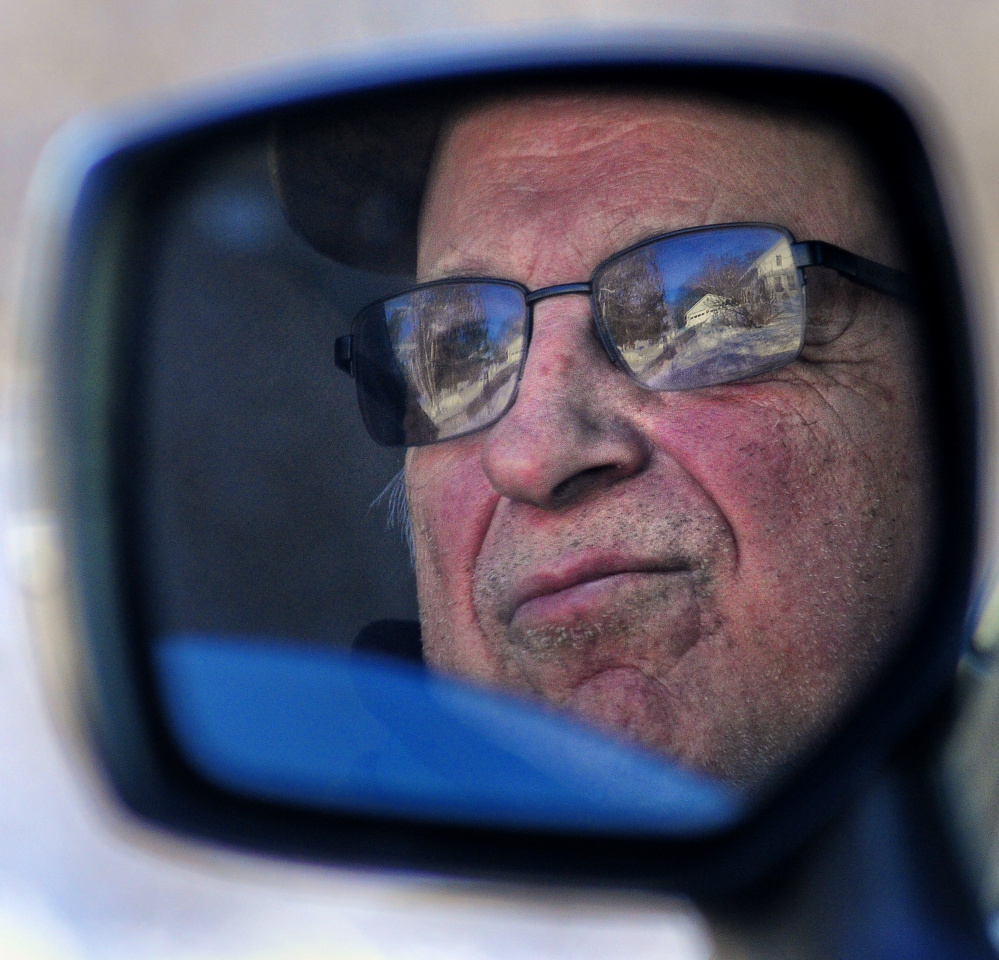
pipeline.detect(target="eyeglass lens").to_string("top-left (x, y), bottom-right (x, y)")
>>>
top-left (594, 225), bottom-right (804, 391)
top-left (354, 281), bottom-right (527, 445)
top-left (352, 225), bottom-right (806, 447)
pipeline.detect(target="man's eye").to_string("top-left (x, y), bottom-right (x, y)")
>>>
top-left (803, 309), bottom-right (854, 346)
top-left (802, 269), bottom-right (858, 346)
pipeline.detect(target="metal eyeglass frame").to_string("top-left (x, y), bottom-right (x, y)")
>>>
top-left (333, 222), bottom-right (914, 443)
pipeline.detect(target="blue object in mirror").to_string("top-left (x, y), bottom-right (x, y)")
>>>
top-left (155, 635), bottom-right (743, 835)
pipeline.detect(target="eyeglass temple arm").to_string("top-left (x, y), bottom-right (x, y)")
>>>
top-left (791, 241), bottom-right (914, 302)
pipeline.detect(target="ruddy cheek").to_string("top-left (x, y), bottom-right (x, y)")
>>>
top-left (644, 397), bottom-right (846, 635)
top-left (644, 398), bottom-right (812, 538)
top-left (410, 442), bottom-right (493, 536)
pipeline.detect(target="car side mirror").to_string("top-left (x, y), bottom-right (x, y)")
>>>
top-left (12, 35), bottom-right (979, 896)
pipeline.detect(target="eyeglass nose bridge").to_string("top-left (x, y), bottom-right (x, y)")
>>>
top-left (523, 281), bottom-right (592, 304)
top-left (522, 280), bottom-right (629, 376)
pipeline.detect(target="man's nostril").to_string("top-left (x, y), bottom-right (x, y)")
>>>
top-left (550, 463), bottom-right (629, 509)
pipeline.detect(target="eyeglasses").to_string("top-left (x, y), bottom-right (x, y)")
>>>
top-left (334, 222), bottom-right (912, 447)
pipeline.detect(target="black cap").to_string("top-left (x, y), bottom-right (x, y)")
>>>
top-left (270, 95), bottom-right (451, 275)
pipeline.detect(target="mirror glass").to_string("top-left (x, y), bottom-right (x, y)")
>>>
top-left (122, 79), bottom-right (940, 832)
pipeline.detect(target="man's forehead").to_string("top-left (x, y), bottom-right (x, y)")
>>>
top-left (418, 92), bottom-right (897, 279)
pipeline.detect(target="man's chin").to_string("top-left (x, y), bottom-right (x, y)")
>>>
top-left (559, 664), bottom-right (790, 792)
top-left (563, 665), bottom-right (680, 752)
top-left (436, 635), bottom-right (800, 792)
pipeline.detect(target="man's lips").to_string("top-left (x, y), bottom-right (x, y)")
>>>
top-left (506, 555), bottom-right (694, 625)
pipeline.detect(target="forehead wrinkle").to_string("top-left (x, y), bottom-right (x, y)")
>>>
top-left (438, 116), bottom-right (784, 231)
top-left (445, 112), bottom-right (726, 202)
top-left (452, 96), bottom-right (714, 153)
top-left (419, 94), bottom-right (902, 282)
top-left (427, 159), bottom-right (729, 282)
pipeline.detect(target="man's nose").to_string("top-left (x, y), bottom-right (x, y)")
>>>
top-left (480, 296), bottom-right (650, 510)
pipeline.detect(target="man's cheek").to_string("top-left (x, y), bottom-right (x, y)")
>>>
top-left (408, 450), bottom-right (496, 574)
top-left (646, 396), bottom-right (822, 537)
top-left (659, 394), bottom-right (873, 593)
top-left (406, 449), bottom-right (501, 679)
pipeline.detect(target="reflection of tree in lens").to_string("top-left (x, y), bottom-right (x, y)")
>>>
top-left (596, 250), bottom-right (680, 353)
top-left (689, 256), bottom-right (748, 324)
top-left (693, 248), bottom-right (794, 329)
top-left (411, 285), bottom-right (490, 402)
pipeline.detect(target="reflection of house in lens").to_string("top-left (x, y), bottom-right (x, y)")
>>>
top-left (686, 240), bottom-right (799, 331)
top-left (735, 240), bottom-right (800, 329)
top-left (684, 292), bottom-right (743, 328)
top-left (745, 241), bottom-right (797, 298)
top-left (634, 235), bottom-right (805, 390)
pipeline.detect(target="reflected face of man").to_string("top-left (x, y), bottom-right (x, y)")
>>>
top-left (404, 94), bottom-right (935, 789)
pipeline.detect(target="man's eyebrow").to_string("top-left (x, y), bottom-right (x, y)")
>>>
top-left (421, 257), bottom-right (509, 281)
top-left (421, 222), bottom-right (683, 283)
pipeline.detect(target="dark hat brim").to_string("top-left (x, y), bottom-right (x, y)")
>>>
top-left (270, 95), bottom-right (452, 276)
